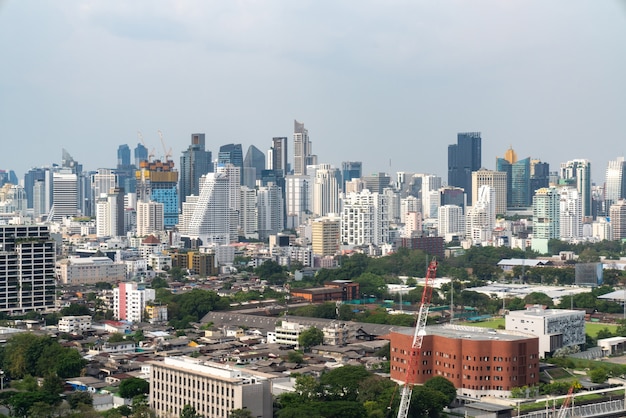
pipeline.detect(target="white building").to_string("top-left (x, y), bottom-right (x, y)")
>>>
top-left (187, 173), bottom-right (233, 245)
top-left (136, 200), bottom-right (164, 237)
top-left (341, 189), bottom-right (389, 246)
top-left (438, 204), bottom-right (464, 242)
top-left (113, 282), bottom-right (156, 323)
top-left (56, 256), bottom-right (127, 285)
top-left (465, 185), bottom-right (495, 244)
top-left (150, 356), bottom-right (273, 418)
top-left (559, 187), bottom-right (582, 241)
top-left (285, 175), bottom-right (311, 229)
top-left (312, 163), bottom-right (341, 217)
top-left (239, 187), bottom-right (258, 240)
top-left (267, 320), bottom-right (305, 349)
top-left (51, 171), bottom-right (78, 221)
top-left (257, 183), bottom-right (284, 241)
top-left (58, 315), bottom-right (92, 334)
top-left (605, 157), bottom-right (626, 209)
top-left (505, 306), bottom-right (585, 358)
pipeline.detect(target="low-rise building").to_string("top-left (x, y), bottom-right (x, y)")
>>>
top-left (113, 282), bottom-right (156, 323)
top-left (505, 306), bottom-right (586, 358)
top-left (58, 315), bottom-right (92, 334)
top-left (56, 256), bottom-right (127, 285)
top-left (388, 324), bottom-right (540, 399)
top-left (150, 356), bottom-right (273, 418)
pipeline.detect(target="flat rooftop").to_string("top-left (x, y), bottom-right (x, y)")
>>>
top-left (396, 324), bottom-right (537, 342)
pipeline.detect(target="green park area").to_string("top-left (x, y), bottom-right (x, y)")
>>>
top-left (460, 317), bottom-right (619, 339)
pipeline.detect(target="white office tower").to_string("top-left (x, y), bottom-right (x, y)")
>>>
top-left (560, 159), bottom-right (592, 219)
top-left (531, 187), bottom-right (560, 254)
top-left (0, 184), bottom-right (27, 215)
top-left (465, 185), bottom-right (495, 244)
top-left (420, 175), bottom-right (442, 218)
top-left (95, 187), bottom-right (124, 238)
top-left (312, 164), bottom-right (341, 217)
top-left (559, 187), bottom-right (583, 241)
top-left (91, 169), bottom-right (117, 216)
top-left (257, 183), bottom-right (284, 241)
top-left (136, 200), bottom-right (164, 236)
top-left (216, 164), bottom-right (241, 220)
top-left (285, 175), bottom-right (311, 229)
top-left (341, 189), bottom-right (389, 246)
top-left (345, 178), bottom-right (365, 194)
top-left (438, 205), bottom-right (465, 242)
top-left (178, 195), bottom-right (199, 236)
top-left (605, 157), bottom-right (626, 209)
top-left (471, 168), bottom-right (507, 215)
top-left (240, 187), bottom-right (258, 240)
top-left (51, 171), bottom-right (78, 221)
top-left (188, 173), bottom-right (234, 245)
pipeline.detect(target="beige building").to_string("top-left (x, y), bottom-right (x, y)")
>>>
top-left (471, 168), bottom-right (507, 215)
top-left (150, 356), bottom-right (273, 418)
top-left (56, 256), bottom-right (127, 285)
top-left (311, 216), bottom-right (340, 256)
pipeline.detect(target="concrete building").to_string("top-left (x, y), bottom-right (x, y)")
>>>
top-left (610, 199), bottom-right (626, 240)
top-left (91, 169), bottom-right (118, 217)
top-left (559, 187), bottom-right (582, 241)
top-left (285, 175), bottom-right (311, 229)
top-left (58, 315), bottom-right (92, 334)
top-left (51, 171), bottom-right (78, 221)
top-left (311, 215), bottom-right (341, 256)
top-left (293, 120), bottom-right (315, 176)
top-left (472, 168), bottom-right (507, 215)
top-left (113, 282), bottom-right (156, 323)
top-left (57, 257), bottom-right (127, 285)
top-left (505, 306), bottom-right (586, 358)
top-left (531, 187), bottom-right (560, 254)
top-left (465, 185), bottom-right (495, 244)
top-left (268, 320), bottom-right (305, 349)
top-left (438, 205), bottom-right (464, 242)
top-left (560, 159), bottom-right (592, 219)
top-left (150, 356), bottom-right (273, 418)
top-left (388, 324), bottom-right (539, 399)
top-left (179, 133), bottom-right (213, 210)
top-left (136, 159), bottom-right (179, 228)
top-left (341, 189), bottom-right (389, 246)
top-left (0, 225), bottom-right (56, 313)
top-left (605, 157), bottom-right (626, 209)
top-left (239, 187), bottom-right (258, 240)
top-left (448, 132), bottom-right (481, 205)
top-left (312, 164), bottom-right (341, 217)
top-left (257, 183), bottom-right (284, 241)
top-left (187, 172), bottom-right (233, 245)
top-left (136, 200), bottom-right (164, 237)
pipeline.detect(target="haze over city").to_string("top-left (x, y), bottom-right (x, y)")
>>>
top-left (1, 1), bottom-right (626, 181)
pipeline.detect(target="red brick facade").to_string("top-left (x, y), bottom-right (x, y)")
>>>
top-left (389, 328), bottom-right (540, 397)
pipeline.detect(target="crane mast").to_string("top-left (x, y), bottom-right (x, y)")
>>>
top-left (396, 259), bottom-right (438, 418)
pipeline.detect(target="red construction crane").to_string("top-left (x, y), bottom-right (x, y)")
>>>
top-left (396, 258), bottom-right (438, 418)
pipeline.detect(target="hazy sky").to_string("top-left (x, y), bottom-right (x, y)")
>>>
top-left (1, 1), bottom-right (625, 182)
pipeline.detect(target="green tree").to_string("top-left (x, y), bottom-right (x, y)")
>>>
top-left (41, 373), bottom-right (64, 396)
top-left (319, 365), bottom-right (372, 401)
top-left (589, 367), bottom-right (608, 384)
top-left (294, 374), bottom-right (321, 399)
top-left (150, 277), bottom-right (169, 289)
top-left (287, 351), bottom-right (304, 364)
top-left (180, 404), bottom-right (201, 418)
top-left (118, 378), bottom-right (150, 399)
top-left (108, 333), bottom-right (126, 343)
top-left (298, 327), bottom-right (324, 351)
top-left (354, 272), bottom-right (387, 299)
top-left (67, 391), bottom-right (94, 409)
top-left (409, 386), bottom-right (449, 418)
top-left (423, 376), bottom-right (456, 405)
top-left (228, 409), bottom-right (254, 418)
top-left (61, 303), bottom-right (91, 316)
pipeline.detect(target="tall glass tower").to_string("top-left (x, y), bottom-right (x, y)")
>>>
top-left (448, 132), bottom-right (481, 205)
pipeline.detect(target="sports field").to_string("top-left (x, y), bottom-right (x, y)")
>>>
top-left (459, 317), bottom-right (619, 338)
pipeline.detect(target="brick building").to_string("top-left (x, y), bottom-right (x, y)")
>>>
top-left (388, 325), bottom-right (539, 399)
top-left (290, 280), bottom-right (359, 303)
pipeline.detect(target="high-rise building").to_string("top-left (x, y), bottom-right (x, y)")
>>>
top-left (531, 187), bottom-right (560, 253)
top-left (465, 185), bottom-right (495, 244)
top-left (257, 183), bottom-right (284, 241)
top-left (24, 167), bottom-right (53, 211)
top-left (218, 144), bottom-right (243, 184)
top-left (96, 187), bottom-right (125, 238)
top-left (439, 186), bottom-right (465, 210)
top-left (496, 148), bottom-right (531, 208)
top-left (341, 190), bottom-right (389, 246)
top-left (187, 173), bottom-right (234, 245)
top-left (363, 172), bottom-right (391, 194)
top-left (51, 171), bottom-right (78, 221)
top-left (312, 215), bottom-right (341, 256)
top-left (559, 187), bottom-right (582, 241)
top-left (116, 144), bottom-right (136, 194)
top-left (179, 133), bottom-right (213, 209)
top-left (605, 157), bottom-right (626, 209)
top-left (113, 282), bottom-right (155, 323)
top-left (472, 168), bottom-right (507, 215)
top-left (560, 159), bottom-right (592, 219)
top-left (117, 144), bottom-right (131, 167)
top-left (243, 145), bottom-right (265, 189)
top-left (294, 120), bottom-right (316, 175)
top-left (91, 169), bottom-right (118, 217)
top-left (239, 187), bottom-right (258, 240)
top-left (134, 143), bottom-right (148, 168)
top-left (610, 200), bottom-right (626, 241)
top-left (419, 175), bottom-right (442, 219)
top-left (530, 159), bottom-right (550, 193)
top-left (448, 132), bottom-right (482, 205)
top-left (438, 205), bottom-right (464, 242)
top-left (136, 159), bottom-right (179, 228)
top-left (312, 164), bottom-right (341, 217)
top-left (269, 137), bottom-right (288, 176)
top-left (136, 200), bottom-right (164, 236)
top-left (0, 225), bottom-right (56, 313)
top-left (285, 175), bottom-right (311, 229)
top-left (341, 161), bottom-right (362, 192)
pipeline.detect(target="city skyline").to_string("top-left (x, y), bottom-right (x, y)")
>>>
top-left (1, 2), bottom-right (625, 182)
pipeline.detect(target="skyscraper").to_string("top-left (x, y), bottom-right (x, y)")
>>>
top-left (91, 169), bottom-right (118, 217)
top-left (610, 199), bottom-right (626, 240)
top-left (117, 144), bottom-right (131, 167)
top-left (605, 157), bottom-right (626, 209)
top-left (471, 168), bottom-right (507, 215)
top-left (116, 144), bottom-right (136, 194)
top-left (257, 183), bottom-right (284, 241)
top-left (341, 189), bottom-right (389, 246)
top-left (269, 137), bottom-right (288, 175)
top-left (218, 144), bottom-right (244, 184)
top-left (448, 132), bottom-right (482, 205)
top-left (496, 149), bottom-right (531, 208)
top-left (341, 161), bottom-right (362, 192)
top-left (243, 145), bottom-right (266, 189)
top-left (179, 133), bottom-right (213, 208)
top-left (187, 172), bottom-right (233, 245)
top-left (136, 159), bottom-right (179, 228)
top-left (312, 164), bottom-right (341, 217)
top-left (134, 143), bottom-right (148, 168)
top-left (294, 120), bottom-right (316, 175)
top-left (560, 159), bottom-right (592, 220)
top-left (51, 171), bottom-right (78, 221)
top-left (438, 205), bottom-right (465, 242)
top-left (465, 185), bottom-right (495, 244)
top-left (559, 187), bottom-right (582, 241)
top-left (531, 187), bottom-right (560, 253)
